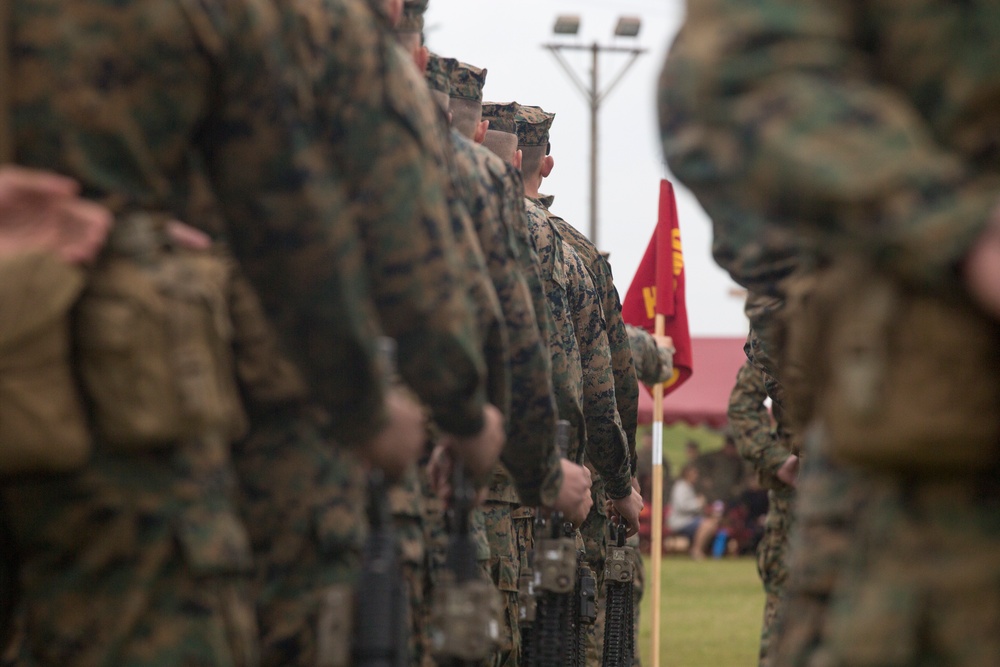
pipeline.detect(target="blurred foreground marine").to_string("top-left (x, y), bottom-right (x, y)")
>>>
top-left (661, 2), bottom-right (1000, 665)
top-left (0, 1), bottom-right (495, 665)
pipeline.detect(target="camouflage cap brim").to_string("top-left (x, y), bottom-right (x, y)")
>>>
top-left (482, 101), bottom-right (520, 135)
top-left (515, 104), bottom-right (555, 148)
top-left (450, 61), bottom-right (488, 102)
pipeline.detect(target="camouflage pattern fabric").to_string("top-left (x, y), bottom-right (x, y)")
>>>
top-left (426, 54), bottom-right (457, 96)
top-left (450, 61), bottom-right (488, 103)
top-left (396, 0), bottom-right (426, 33)
top-left (661, 3), bottom-right (1000, 665)
top-left (757, 489), bottom-right (793, 667)
top-left (482, 103), bottom-right (519, 136)
top-left (513, 105), bottom-right (554, 149)
top-left (391, 469), bottom-right (430, 666)
top-left (449, 129), bottom-right (559, 506)
top-left (234, 412), bottom-right (367, 667)
top-left (522, 200), bottom-right (586, 467)
top-left (626, 324), bottom-right (674, 387)
top-left (540, 199), bottom-right (640, 477)
top-left (294, 0), bottom-right (492, 440)
top-left (769, 433), bottom-right (864, 667)
top-left (527, 198), bottom-right (632, 500)
top-left (2, 443), bottom-right (258, 667)
top-left (727, 357), bottom-right (796, 667)
top-left (481, 500), bottom-right (522, 667)
top-left (10, 0), bottom-right (392, 441)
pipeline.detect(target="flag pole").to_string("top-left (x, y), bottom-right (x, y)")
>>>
top-left (651, 313), bottom-right (666, 667)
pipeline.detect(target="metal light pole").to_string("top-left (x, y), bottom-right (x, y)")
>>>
top-left (543, 15), bottom-right (646, 248)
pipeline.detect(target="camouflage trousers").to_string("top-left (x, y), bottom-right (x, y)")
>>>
top-left (770, 431), bottom-right (866, 667)
top-left (233, 410), bottom-right (367, 667)
top-left (2, 448), bottom-right (258, 667)
top-left (392, 468), bottom-right (430, 667)
top-left (482, 501), bottom-right (521, 667)
top-left (756, 487), bottom-right (794, 667)
top-left (823, 470), bottom-right (1000, 667)
top-left (417, 470), bottom-right (493, 667)
top-left (579, 478), bottom-right (608, 667)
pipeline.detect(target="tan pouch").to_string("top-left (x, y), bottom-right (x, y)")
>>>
top-left (75, 226), bottom-right (247, 451)
top-left (0, 252), bottom-right (91, 474)
top-left (810, 260), bottom-right (1000, 470)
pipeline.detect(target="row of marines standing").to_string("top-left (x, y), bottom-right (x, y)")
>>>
top-left (0, 0), bottom-right (675, 665)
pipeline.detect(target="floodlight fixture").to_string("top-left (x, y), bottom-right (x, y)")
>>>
top-left (614, 16), bottom-right (642, 38)
top-left (553, 14), bottom-right (581, 35)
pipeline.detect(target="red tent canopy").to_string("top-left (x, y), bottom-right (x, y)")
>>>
top-left (637, 337), bottom-right (747, 428)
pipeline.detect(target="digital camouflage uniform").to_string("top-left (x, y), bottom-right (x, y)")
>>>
top-left (474, 96), bottom-right (586, 667)
top-left (433, 55), bottom-right (561, 667)
top-left (662, 2), bottom-right (1000, 665)
top-left (727, 358), bottom-right (794, 667)
top-left (2, 0), bottom-right (400, 664)
top-left (239, 1), bottom-right (494, 663)
top-left (517, 103), bottom-right (636, 667)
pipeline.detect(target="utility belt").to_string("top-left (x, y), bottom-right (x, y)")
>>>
top-left (786, 257), bottom-right (1000, 472)
top-left (0, 212), bottom-right (255, 475)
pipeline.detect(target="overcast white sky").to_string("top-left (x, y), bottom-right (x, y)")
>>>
top-left (424, 0), bottom-right (749, 337)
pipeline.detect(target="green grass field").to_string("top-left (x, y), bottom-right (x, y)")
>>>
top-left (637, 555), bottom-right (763, 667)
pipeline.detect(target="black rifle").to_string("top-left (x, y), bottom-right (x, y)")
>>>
top-left (602, 517), bottom-right (635, 667)
top-left (430, 461), bottom-right (500, 666)
top-left (354, 337), bottom-right (409, 667)
top-left (528, 420), bottom-right (580, 667)
top-left (353, 468), bottom-right (409, 667)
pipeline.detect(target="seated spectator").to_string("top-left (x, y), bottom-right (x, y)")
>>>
top-left (721, 475), bottom-right (770, 555)
top-left (667, 464), bottom-right (720, 560)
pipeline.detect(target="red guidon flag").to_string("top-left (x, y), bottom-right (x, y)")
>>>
top-left (621, 179), bottom-right (693, 395)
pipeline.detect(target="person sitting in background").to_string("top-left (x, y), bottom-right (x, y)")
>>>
top-left (667, 464), bottom-right (720, 560)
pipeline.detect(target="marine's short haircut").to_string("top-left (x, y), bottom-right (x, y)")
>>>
top-left (450, 98), bottom-right (482, 140)
top-left (482, 130), bottom-right (518, 164)
top-left (519, 145), bottom-right (546, 181)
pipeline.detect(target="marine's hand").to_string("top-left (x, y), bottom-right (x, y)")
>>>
top-left (776, 454), bottom-right (799, 488)
top-left (442, 404), bottom-right (505, 480)
top-left (551, 459), bottom-right (593, 526)
top-left (965, 215), bottom-right (1000, 321)
top-left (0, 166), bottom-right (111, 264)
top-left (607, 487), bottom-right (644, 537)
top-left (364, 387), bottom-right (426, 480)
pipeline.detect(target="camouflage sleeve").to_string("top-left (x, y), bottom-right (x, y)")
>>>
top-left (524, 201), bottom-right (588, 471)
top-left (562, 235), bottom-right (632, 500)
top-left (180, 0), bottom-right (389, 440)
top-left (626, 325), bottom-right (674, 386)
top-left (311, 2), bottom-right (488, 436)
top-left (451, 135), bottom-right (559, 506)
top-left (727, 359), bottom-right (788, 487)
top-left (555, 220), bottom-right (640, 475)
top-left (441, 141), bottom-right (509, 416)
top-left (659, 0), bottom-right (999, 294)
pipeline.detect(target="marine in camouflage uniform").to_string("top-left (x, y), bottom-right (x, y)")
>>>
top-left (382, 9), bottom-right (512, 664)
top-left (1, 0), bottom-right (401, 663)
top-left (224, 1), bottom-right (497, 663)
top-left (661, 2), bottom-right (1000, 664)
top-left (516, 103), bottom-right (637, 666)
top-left (727, 357), bottom-right (794, 667)
top-left (431, 57), bottom-right (563, 667)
